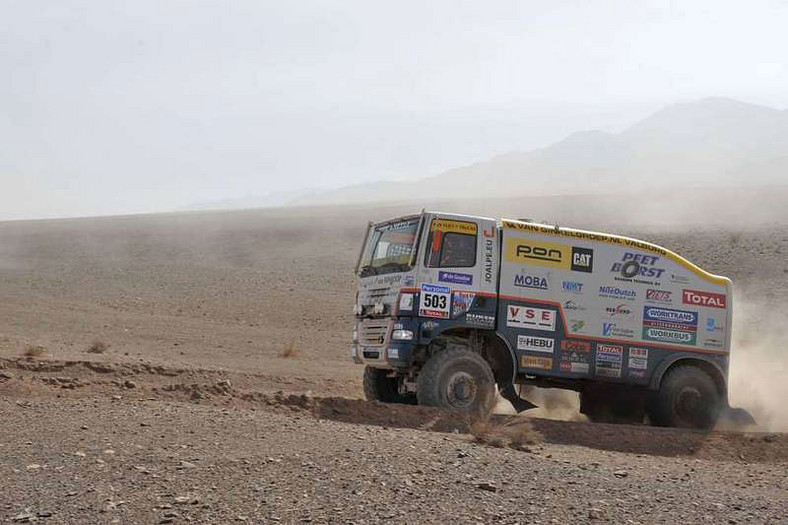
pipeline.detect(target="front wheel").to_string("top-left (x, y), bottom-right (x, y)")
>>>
top-left (648, 365), bottom-right (721, 429)
top-left (363, 366), bottom-right (415, 404)
top-left (416, 348), bottom-right (495, 415)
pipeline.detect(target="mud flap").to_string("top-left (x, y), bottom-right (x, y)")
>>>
top-left (499, 384), bottom-right (537, 413)
top-left (718, 405), bottom-right (757, 428)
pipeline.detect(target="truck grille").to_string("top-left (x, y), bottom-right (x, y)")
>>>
top-left (359, 319), bottom-right (391, 347)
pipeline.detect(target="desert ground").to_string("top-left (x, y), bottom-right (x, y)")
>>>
top-left (2, 187), bottom-right (788, 523)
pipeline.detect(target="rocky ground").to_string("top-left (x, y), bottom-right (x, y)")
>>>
top-left (2, 190), bottom-right (788, 522)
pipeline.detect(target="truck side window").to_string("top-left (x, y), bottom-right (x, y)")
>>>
top-left (425, 229), bottom-right (477, 268)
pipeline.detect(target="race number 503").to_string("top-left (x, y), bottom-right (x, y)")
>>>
top-left (420, 284), bottom-right (451, 318)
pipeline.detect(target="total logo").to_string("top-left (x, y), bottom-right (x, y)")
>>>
top-left (610, 252), bottom-right (666, 280)
top-left (682, 289), bottom-right (727, 309)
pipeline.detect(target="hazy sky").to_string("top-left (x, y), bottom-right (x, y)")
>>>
top-left (2, 0), bottom-right (788, 220)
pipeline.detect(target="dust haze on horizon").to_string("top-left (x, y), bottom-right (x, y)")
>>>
top-left (3, 1), bottom-right (788, 221)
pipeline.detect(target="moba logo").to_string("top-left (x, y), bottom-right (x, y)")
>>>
top-left (514, 274), bottom-right (549, 290)
top-left (682, 289), bottom-right (727, 309)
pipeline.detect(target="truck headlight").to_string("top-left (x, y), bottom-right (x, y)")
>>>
top-left (353, 304), bottom-right (362, 315)
top-left (373, 303), bottom-right (385, 315)
top-left (391, 329), bottom-right (413, 341)
top-left (352, 329), bottom-right (358, 343)
top-left (350, 346), bottom-right (358, 358)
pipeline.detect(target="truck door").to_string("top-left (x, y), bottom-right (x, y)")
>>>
top-left (415, 213), bottom-right (498, 328)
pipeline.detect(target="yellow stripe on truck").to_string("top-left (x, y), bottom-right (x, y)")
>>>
top-left (502, 219), bottom-right (729, 286)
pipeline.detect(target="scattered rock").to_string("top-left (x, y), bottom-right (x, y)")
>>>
top-left (476, 481), bottom-right (498, 493)
top-left (124, 380), bottom-right (138, 389)
top-left (613, 469), bottom-right (628, 478)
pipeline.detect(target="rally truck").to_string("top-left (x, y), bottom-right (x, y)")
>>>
top-left (351, 211), bottom-right (748, 428)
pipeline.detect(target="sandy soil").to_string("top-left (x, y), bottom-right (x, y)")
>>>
top-left (1, 187), bottom-right (788, 522)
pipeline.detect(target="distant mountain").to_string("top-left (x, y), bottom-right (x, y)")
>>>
top-left (192, 97), bottom-right (788, 210)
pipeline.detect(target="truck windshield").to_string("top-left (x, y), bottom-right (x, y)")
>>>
top-left (358, 217), bottom-right (420, 277)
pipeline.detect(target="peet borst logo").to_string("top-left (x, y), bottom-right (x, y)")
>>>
top-left (507, 306), bottom-right (556, 331)
top-left (682, 289), bottom-right (727, 309)
top-left (560, 339), bottom-right (591, 353)
top-left (610, 252), bottom-right (666, 280)
top-left (514, 274), bottom-right (549, 290)
top-left (571, 247), bottom-right (594, 273)
top-left (646, 289), bottom-right (672, 303)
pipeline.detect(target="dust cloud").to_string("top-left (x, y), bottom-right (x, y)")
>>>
top-left (728, 296), bottom-right (788, 432)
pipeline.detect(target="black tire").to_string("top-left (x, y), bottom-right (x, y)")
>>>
top-left (416, 348), bottom-right (495, 415)
top-left (363, 366), bottom-right (415, 404)
top-left (648, 365), bottom-right (721, 429)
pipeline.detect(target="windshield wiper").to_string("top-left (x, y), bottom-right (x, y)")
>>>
top-left (359, 265), bottom-right (378, 277)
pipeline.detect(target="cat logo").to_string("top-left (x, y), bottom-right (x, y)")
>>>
top-left (505, 238), bottom-right (570, 269)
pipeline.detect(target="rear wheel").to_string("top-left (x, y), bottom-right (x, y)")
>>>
top-left (648, 365), bottom-right (721, 429)
top-left (416, 348), bottom-right (495, 415)
top-left (363, 366), bottom-right (415, 404)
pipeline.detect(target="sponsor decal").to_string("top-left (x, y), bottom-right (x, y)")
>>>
top-left (571, 247), bottom-right (594, 273)
top-left (596, 344), bottom-right (623, 378)
top-left (451, 291), bottom-right (476, 317)
top-left (465, 313), bottom-right (495, 329)
top-left (419, 284), bottom-right (451, 319)
top-left (642, 306), bottom-right (698, 345)
top-left (702, 338), bottom-right (725, 349)
top-left (430, 219), bottom-right (478, 235)
top-left (403, 275), bottom-right (415, 287)
top-left (517, 335), bottom-right (555, 353)
top-left (604, 304), bottom-right (634, 318)
top-left (628, 347), bottom-right (649, 370)
top-left (560, 340), bottom-right (591, 353)
top-left (521, 355), bottom-right (553, 370)
top-left (705, 317), bottom-right (724, 332)
top-left (378, 274), bottom-right (403, 285)
top-left (399, 294), bottom-right (414, 311)
top-left (682, 289), bottom-right (727, 309)
top-left (483, 238), bottom-right (495, 285)
top-left (562, 281), bottom-right (584, 294)
top-left (505, 238), bottom-right (570, 269)
top-left (602, 322), bottom-right (635, 338)
top-left (599, 286), bottom-right (637, 301)
top-left (610, 252), bottom-right (666, 280)
top-left (502, 221), bottom-right (668, 257)
top-left (646, 289), bottom-right (672, 303)
top-left (670, 273), bottom-right (691, 285)
top-left (643, 327), bottom-right (696, 344)
top-left (514, 273), bottom-right (549, 290)
top-left (629, 369), bottom-right (647, 379)
top-left (506, 306), bottom-right (557, 331)
top-left (483, 226), bottom-right (496, 238)
top-left (563, 300), bottom-right (586, 312)
top-left (560, 340), bottom-right (591, 375)
top-left (569, 319), bottom-right (587, 333)
top-left (439, 271), bottom-right (473, 286)
top-left (560, 361), bottom-right (590, 374)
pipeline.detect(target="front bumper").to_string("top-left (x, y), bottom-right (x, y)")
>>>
top-left (351, 317), bottom-right (416, 366)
